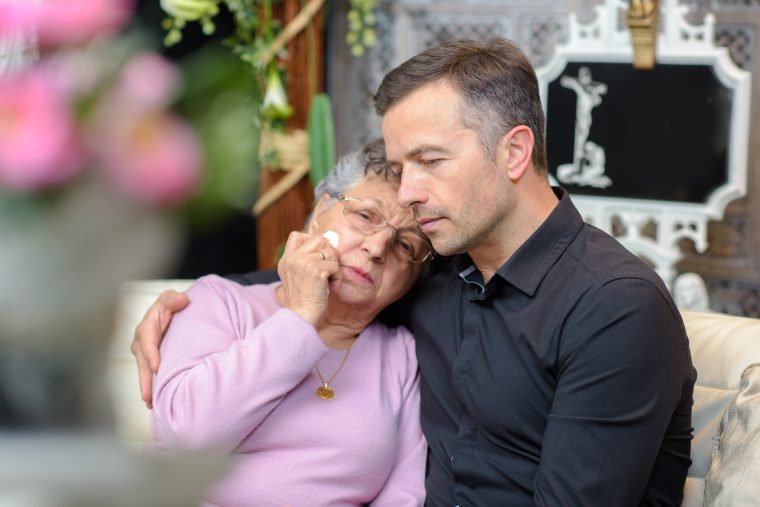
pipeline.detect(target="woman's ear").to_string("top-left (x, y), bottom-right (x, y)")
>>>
top-left (308, 193), bottom-right (332, 234)
top-left (498, 125), bottom-right (534, 181)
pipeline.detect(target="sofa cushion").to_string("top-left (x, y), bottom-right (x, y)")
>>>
top-left (703, 363), bottom-right (760, 506)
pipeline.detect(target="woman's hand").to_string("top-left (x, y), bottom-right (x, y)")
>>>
top-left (276, 231), bottom-right (339, 326)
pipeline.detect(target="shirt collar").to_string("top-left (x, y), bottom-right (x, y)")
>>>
top-left (452, 187), bottom-right (584, 296)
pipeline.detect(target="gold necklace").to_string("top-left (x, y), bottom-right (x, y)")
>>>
top-left (315, 344), bottom-right (353, 400)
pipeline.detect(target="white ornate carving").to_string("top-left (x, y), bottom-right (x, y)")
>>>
top-left (557, 66), bottom-right (612, 188)
top-left (673, 272), bottom-right (710, 311)
top-left (538, 0), bottom-right (752, 290)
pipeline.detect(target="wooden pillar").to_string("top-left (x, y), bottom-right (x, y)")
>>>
top-left (256, 0), bottom-right (325, 270)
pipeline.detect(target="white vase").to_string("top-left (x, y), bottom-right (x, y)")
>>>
top-left (0, 176), bottom-right (182, 428)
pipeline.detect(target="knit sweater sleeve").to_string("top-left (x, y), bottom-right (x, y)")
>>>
top-left (151, 276), bottom-right (328, 452)
top-left (370, 327), bottom-right (427, 506)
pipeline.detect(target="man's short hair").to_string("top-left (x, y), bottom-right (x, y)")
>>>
top-left (373, 38), bottom-right (548, 175)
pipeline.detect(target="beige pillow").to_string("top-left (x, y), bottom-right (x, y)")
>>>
top-left (704, 363), bottom-right (760, 506)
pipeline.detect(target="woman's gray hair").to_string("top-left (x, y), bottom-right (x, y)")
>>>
top-left (313, 138), bottom-right (391, 200)
top-left (306, 138), bottom-right (392, 227)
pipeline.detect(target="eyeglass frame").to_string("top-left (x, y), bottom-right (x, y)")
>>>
top-left (335, 195), bottom-right (434, 264)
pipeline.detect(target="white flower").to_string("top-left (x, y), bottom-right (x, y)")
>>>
top-left (262, 65), bottom-right (293, 121)
top-left (159, 0), bottom-right (219, 21)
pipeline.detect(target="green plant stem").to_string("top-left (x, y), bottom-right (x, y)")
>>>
top-left (262, 0), bottom-right (274, 42)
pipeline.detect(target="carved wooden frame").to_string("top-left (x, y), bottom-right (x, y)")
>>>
top-left (536, 0), bottom-right (752, 290)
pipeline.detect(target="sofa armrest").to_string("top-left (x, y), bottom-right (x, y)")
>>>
top-left (107, 280), bottom-right (194, 448)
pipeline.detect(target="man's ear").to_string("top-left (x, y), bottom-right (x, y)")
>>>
top-left (498, 125), bottom-right (534, 182)
top-left (308, 193), bottom-right (332, 234)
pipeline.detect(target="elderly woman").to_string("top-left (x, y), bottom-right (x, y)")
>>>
top-left (149, 139), bottom-right (431, 507)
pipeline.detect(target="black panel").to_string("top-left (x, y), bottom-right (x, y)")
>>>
top-left (546, 62), bottom-right (733, 203)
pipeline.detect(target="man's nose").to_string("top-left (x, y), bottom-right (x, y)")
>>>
top-left (396, 168), bottom-right (427, 209)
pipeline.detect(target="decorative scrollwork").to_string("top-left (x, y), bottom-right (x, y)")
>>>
top-left (705, 278), bottom-right (760, 317)
top-left (715, 24), bottom-right (755, 70)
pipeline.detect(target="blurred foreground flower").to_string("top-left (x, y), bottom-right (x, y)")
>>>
top-left (93, 51), bottom-right (202, 205)
top-left (117, 51), bottom-right (179, 108)
top-left (0, 0), bottom-right (133, 47)
top-left (0, 0), bottom-right (203, 430)
top-left (0, 67), bottom-right (86, 190)
top-left (0, 48), bottom-right (201, 205)
top-left (97, 111), bottom-right (202, 205)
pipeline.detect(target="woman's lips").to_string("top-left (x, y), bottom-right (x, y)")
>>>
top-left (343, 265), bottom-right (374, 285)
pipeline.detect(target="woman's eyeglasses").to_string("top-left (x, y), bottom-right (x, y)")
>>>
top-left (337, 196), bottom-right (433, 264)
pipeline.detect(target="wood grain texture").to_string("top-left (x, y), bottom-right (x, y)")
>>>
top-left (256, 0), bottom-right (324, 270)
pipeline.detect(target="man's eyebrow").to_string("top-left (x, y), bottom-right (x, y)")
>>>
top-left (407, 145), bottom-right (449, 158)
top-left (388, 145), bottom-right (450, 164)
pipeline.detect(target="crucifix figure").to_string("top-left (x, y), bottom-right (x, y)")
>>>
top-left (557, 66), bottom-right (612, 188)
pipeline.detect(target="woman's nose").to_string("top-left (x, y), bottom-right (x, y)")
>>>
top-left (361, 225), bottom-right (394, 261)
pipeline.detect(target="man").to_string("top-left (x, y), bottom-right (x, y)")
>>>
top-left (133, 38), bottom-right (696, 506)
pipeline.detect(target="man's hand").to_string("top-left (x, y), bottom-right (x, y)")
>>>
top-left (130, 289), bottom-right (189, 409)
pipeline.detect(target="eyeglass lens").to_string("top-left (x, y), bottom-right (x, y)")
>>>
top-left (342, 198), bottom-right (431, 263)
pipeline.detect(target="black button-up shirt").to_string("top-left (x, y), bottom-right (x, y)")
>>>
top-left (394, 188), bottom-right (696, 506)
top-left (234, 188), bottom-right (696, 506)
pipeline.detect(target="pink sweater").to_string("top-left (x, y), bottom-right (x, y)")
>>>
top-left (150, 275), bottom-right (426, 507)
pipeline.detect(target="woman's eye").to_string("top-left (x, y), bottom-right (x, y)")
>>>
top-left (421, 159), bottom-right (441, 167)
top-left (356, 210), bottom-right (374, 222)
top-left (396, 239), bottom-right (415, 255)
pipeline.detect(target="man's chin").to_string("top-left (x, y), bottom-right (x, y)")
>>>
top-left (430, 233), bottom-right (476, 258)
top-left (430, 242), bottom-right (464, 258)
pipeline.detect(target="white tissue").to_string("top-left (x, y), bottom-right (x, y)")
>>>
top-left (323, 230), bottom-right (339, 248)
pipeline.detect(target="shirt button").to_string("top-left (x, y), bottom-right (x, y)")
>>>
top-left (450, 455), bottom-right (455, 463)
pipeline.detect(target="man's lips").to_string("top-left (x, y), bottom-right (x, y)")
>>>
top-left (343, 265), bottom-right (374, 285)
top-left (416, 216), bottom-right (442, 232)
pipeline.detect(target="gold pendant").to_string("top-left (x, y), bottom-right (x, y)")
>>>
top-left (316, 384), bottom-right (335, 400)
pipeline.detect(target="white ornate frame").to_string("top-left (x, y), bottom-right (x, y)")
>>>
top-left (536, 0), bottom-right (752, 291)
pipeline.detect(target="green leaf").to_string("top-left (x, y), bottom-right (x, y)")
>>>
top-left (307, 94), bottom-right (336, 187)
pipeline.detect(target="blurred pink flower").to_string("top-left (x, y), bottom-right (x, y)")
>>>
top-left (0, 69), bottom-right (86, 191)
top-left (44, 49), bottom-right (109, 98)
top-left (116, 52), bottom-right (180, 109)
top-left (0, 0), bottom-right (133, 47)
top-left (97, 112), bottom-right (202, 205)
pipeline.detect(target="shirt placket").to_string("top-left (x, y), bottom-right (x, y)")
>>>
top-left (451, 271), bottom-right (488, 505)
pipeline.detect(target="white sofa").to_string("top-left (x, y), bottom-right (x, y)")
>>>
top-left (108, 280), bottom-right (196, 449)
top-left (108, 280), bottom-right (760, 505)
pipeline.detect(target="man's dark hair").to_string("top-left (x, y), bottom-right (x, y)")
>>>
top-left (361, 138), bottom-right (394, 180)
top-left (373, 38), bottom-right (548, 175)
